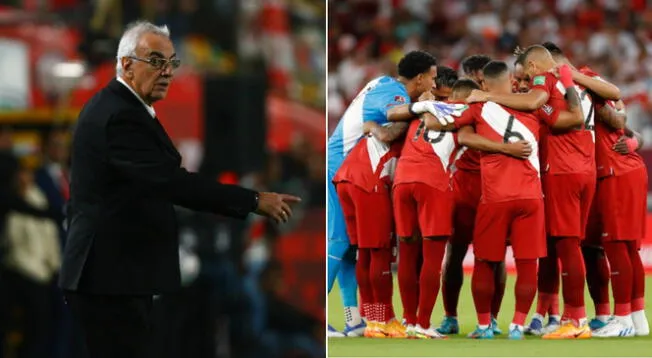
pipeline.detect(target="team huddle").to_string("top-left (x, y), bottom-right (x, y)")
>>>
top-left (327, 44), bottom-right (650, 340)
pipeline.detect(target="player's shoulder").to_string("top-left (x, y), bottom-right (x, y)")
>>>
top-left (531, 72), bottom-right (557, 87)
top-left (578, 65), bottom-right (600, 78)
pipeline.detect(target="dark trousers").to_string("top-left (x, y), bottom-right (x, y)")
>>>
top-left (64, 291), bottom-right (154, 358)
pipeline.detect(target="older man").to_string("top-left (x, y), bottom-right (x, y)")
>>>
top-left (59, 21), bottom-right (299, 357)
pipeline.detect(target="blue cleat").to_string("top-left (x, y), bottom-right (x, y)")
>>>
top-left (343, 321), bottom-right (366, 337)
top-left (328, 324), bottom-right (345, 338)
top-left (589, 318), bottom-right (609, 331)
top-left (491, 316), bottom-right (502, 335)
top-left (525, 316), bottom-right (544, 336)
top-left (508, 327), bottom-right (525, 340)
top-left (436, 316), bottom-right (460, 335)
top-left (467, 326), bottom-right (495, 339)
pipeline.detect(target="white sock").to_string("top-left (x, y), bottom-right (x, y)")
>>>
top-left (344, 306), bottom-right (362, 326)
top-left (632, 310), bottom-right (649, 335)
top-left (597, 315), bottom-right (610, 323)
top-left (478, 324), bottom-right (490, 330)
top-left (532, 313), bottom-right (544, 322)
top-left (509, 323), bottom-right (524, 332)
top-left (616, 314), bottom-right (634, 327)
top-left (578, 317), bottom-right (588, 327)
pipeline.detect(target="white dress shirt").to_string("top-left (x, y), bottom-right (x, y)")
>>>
top-left (116, 76), bottom-right (156, 118)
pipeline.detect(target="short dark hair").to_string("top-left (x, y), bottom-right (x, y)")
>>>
top-left (482, 61), bottom-right (510, 80)
top-left (435, 66), bottom-right (458, 89)
top-left (541, 41), bottom-right (564, 56)
top-left (397, 51), bottom-right (438, 79)
top-left (461, 54), bottom-right (492, 76)
top-left (452, 78), bottom-right (481, 92)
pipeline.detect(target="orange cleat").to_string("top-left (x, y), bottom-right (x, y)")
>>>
top-left (542, 322), bottom-right (592, 339)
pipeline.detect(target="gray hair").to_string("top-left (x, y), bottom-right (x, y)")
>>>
top-left (115, 21), bottom-right (170, 76)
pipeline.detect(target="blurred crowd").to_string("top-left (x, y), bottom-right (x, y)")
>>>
top-left (0, 125), bottom-right (325, 358)
top-left (328, 0), bottom-right (652, 142)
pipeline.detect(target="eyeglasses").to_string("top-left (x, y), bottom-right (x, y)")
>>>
top-left (127, 56), bottom-right (181, 70)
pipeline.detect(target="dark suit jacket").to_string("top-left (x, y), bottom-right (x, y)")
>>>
top-left (59, 79), bottom-right (257, 295)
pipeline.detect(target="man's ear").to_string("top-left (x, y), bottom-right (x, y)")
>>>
top-left (121, 57), bottom-right (133, 76)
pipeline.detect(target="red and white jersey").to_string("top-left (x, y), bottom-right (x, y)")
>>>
top-left (453, 147), bottom-right (481, 173)
top-left (394, 118), bottom-right (459, 191)
top-left (530, 72), bottom-right (595, 175)
top-left (580, 67), bottom-right (645, 178)
top-left (333, 134), bottom-right (403, 192)
top-left (454, 102), bottom-right (543, 203)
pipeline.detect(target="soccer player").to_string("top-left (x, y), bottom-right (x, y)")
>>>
top-left (467, 45), bottom-right (596, 339)
top-left (333, 120), bottom-right (406, 338)
top-left (327, 50), bottom-right (437, 337)
top-left (393, 77), bottom-right (532, 339)
top-left (430, 61), bottom-right (584, 340)
top-left (438, 54), bottom-right (508, 336)
top-left (432, 66), bottom-right (458, 101)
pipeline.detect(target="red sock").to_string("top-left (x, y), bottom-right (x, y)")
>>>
top-left (472, 259), bottom-right (495, 326)
top-left (370, 248), bottom-right (393, 323)
top-left (604, 241), bottom-right (633, 316)
top-left (356, 249), bottom-right (374, 314)
top-left (582, 246), bottom-right (611, 316)
top-left (491, 263), bottom-right (506, 319)
top-left (398, 240), bottom-right (421, 325)
top-left (416, 238), bottom-right (446, 328)
top-left (537, 240), bottom-right (559, 316)
top-left (442, 243), bottom-right (467, 317)
top-left (513, 259), bottom-right (537, 326)
top-left (555, 237), bottom-right (586, 324)
top-left (629, 242), bottom-right (646, 311)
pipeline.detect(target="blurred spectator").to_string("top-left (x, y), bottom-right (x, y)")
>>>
top-left (328, 0), bottom-right (652, 143)
top-left (1, 161), bottom-right (60, 358)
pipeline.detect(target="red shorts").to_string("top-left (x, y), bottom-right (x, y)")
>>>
top-left (392, 182), bottom-right (453, 238)
top-left (473, 199), bottom-right (546, 262)
top-left (337, 182), bottom-right (393, 249)
top-left (598, 167), bottom-right (648, 242)
top-left (451, 170), bottom-right (481, 245)
top-left (543, 173), bottom-right (596, 239)
top-left (582, 197), bottom-right (603, 248)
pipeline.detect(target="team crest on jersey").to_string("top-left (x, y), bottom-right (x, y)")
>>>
top-left (542, 104), bottom-right (553, 115)
top-left (533, 76), bottom-right (546, 86)
top-left (394, 95), bottom-right (406, 104)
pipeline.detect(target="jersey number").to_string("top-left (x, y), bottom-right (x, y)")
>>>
top-left (580, 89), bottom-right (595, 131)
top-left (413, 121), bottom-right (445, 144)
top-left (503, 115), bottom-right (525, 143)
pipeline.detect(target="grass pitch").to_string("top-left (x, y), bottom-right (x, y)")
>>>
top-left (328, 275), bottom-right (652, 357)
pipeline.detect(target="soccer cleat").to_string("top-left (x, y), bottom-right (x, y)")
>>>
top-left (542, 322), bottom-right (592, 339)
top-left (328, 324), bottom-right (346, 338)
top-left (542, 316), bottom-right (561, 334)
top-left (467, 326), bottom-right (494, 339)
top-left (436, 316), bottom-right (460, 335)
top-left (406, 324), bottom-right (417, 339)
top-left (589, 318), bottom-right (608, 331)
top-left (508, 327), bottom-right (525, 340)
top-left (415, 324), bottom-right (448, 339)
top-left (632, 310), bottom-right (650, 336)
top-left (385, 319), bottom-right (408, 338)
top-left (491, 316), bottom-right (503, 335)
top-left (592, 318), bottom-right (635, 338)
top-left (525, 316), bottom-right (544, 336)
top-left (343, 321), bottom-right (367, 337)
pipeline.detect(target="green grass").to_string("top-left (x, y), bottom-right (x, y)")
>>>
top-left (328, 275), bottom-right (652, 357)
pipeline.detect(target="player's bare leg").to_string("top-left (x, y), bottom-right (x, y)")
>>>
top-left (630, 243), bottom-right (649, 335)
top-left (397, 233), bottom-right (421, 338)
top-left (582, 246), bottom-right (611, 330)
top-left (543, 237), bottom-right (591, 339)
top-left (593, 241), bottom-right (636, 337)
top-left (415, 236), bottom-right (448, 339)
top-left (439, 241), bottom-right (467, 334)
